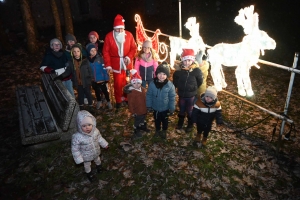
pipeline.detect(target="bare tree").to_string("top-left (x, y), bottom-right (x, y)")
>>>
top-left (20, 0), bottom-right (38, 53)
top-left (0, 18), bottom-right (14, 54)
top-left (61, 0), bottom-right (74, 35)
top-left (50, 0), bottom-right (63, 41)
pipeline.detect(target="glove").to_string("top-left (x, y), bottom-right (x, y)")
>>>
top-left (132, 113), bottom-right (137, 118)
top-left (147, 107), bottom-right (153, 113)
top-left (55, 68), bottom-right (65, 76)
top-left (126, 69), bottom-right (130, 77)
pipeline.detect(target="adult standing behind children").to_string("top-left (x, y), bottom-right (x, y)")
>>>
top-left (173, 49), bottom-right (203, 132)
top-left (40, 38), bottom-right (74, 97)
top-left (86, 43), bottom-right (112, 110)
top-left (102, 14), bottom-right (137, 109)
top-left (134, 40), bottom-right (158, 88)
top-left (146, 62), bottom-right (176, 140)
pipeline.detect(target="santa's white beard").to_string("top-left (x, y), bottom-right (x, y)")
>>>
top-left (115, 31), bottom-right (125, 44)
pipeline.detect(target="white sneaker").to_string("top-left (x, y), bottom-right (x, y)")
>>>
top-left (84, 98), bottom-right (88, 105)
top-left (96, 101), bottom-right (102, 109)
top-left (107, 102), bottom-right (113, 109)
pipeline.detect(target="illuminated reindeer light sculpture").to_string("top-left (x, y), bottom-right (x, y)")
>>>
top-left (169, 17), bottom-right (206, 68)
top-left (207, 5), bottom-right (276, 96)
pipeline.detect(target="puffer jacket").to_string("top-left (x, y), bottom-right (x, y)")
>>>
top-left (191, 94), bottom-right (223, 126)
top-left (89, 55), bottom-right (109, 82)
top-left (71, 110), bottom-right (108, 164)
top-left (146, 78), bottom-right (176, 112)
top-left (173, 61), bottom-right (203, 98)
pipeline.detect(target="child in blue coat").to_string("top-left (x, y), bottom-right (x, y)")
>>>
top-left (86, 43), bottom-right (112, 109)
top-left (146, 62), bottom-right (176, 139)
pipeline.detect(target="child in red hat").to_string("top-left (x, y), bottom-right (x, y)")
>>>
top-left (123, 69), bottom-right (150, 139)
top-left (173, 48), bottom-right (203, 132)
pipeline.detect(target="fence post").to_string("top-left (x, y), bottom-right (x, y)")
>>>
top-left (277, 52), bottom-right (299, 153)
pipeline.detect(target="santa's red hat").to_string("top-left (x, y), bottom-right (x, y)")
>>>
top-left (130, 69), bottom-right (142, 84)
top-left (113, 14), bottom-right (125, 29)
top-left (181, 49), bottom-right (195, 61)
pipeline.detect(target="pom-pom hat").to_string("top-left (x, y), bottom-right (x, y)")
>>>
top-left (88, 31), bottom-right (99, 40)
top-left (142, 40), bottom-right (152, 48)
top-left (181, 49), bottom-right (195, 61)
top-left (205, 86), bottom-right (218, 100)
top-left (50, 38), bottom-right (62, 49)
top-left (155, 61), bottom-right (170, 78)
top-left (113, 14), bottom-right (125, 29)
top-left (130, 69), bottom-right (142, 84)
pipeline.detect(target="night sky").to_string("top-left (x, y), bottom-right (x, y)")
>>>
top-left (102, 0), bottom-right (300, 66)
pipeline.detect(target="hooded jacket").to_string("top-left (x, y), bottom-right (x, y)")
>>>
top-left (173, 61), bottom-right (203, 98)
top-left (71, 110), bottom-right (108, 164)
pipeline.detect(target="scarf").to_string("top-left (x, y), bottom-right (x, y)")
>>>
top-left (154, 77), bottom-right (168, 89)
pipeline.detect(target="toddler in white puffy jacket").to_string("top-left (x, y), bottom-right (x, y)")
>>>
top-left (71, 110), bottom-right (108, 182)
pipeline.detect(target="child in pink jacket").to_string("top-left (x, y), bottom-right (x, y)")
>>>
top-left (134, 40), bottom-right (158, 88)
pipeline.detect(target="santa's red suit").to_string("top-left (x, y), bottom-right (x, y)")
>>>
top-left (103, 15), bottom-right (137, 105)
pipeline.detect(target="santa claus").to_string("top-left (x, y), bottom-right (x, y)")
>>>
top-left (103, 14), bottom-right (137, 109)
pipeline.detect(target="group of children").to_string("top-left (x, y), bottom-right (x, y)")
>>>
top-left (41, 31), bottom-right (112, 113)
top-left (40, 32), bottom-right (224, 182)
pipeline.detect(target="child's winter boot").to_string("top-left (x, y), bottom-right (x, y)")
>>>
top-left (159, 130), bottom-right (167, 139)
top-left (140, 122), bottom-right (150, 133)
top-left (96, 101), bottom-right (102, 109)
top-left (107, 101), bottom-right (113, 109)
top-left (185, 117), bottom-right (194, 132)
top-left (132, 128), bottom-right (142, 140)
top-left (153, 130), bottom-right (160, 138)
top-left (193, 133), bottom-right (202, 147)
top-left (201, 137), bottom-right (208, 146)
top-left (86, 172), bottom-right (95, 182)
top-left (175, 115), bottom-right (185, 129)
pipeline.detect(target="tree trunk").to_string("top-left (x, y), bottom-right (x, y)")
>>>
top-left (61, 0), bottom-right (74, 35)
top-left (0, 19), bottom-right (14, 54)
top-left (50, 0), bottom-right (63, 42)
top-left (20, 0), bottom-right (38, 54)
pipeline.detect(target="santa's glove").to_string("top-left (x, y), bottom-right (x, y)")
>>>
top-left (147, 107), bottom-right (153, 113)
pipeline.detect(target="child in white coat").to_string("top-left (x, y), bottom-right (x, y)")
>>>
top-left (71, 110), bottom-right (109, 182)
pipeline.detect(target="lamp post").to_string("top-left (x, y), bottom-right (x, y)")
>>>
top-left (179, 0), bottom-right (182, 38)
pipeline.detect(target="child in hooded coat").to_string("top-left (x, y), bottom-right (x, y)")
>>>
top-left (71, 110), bottom-right (109, 182)
top-left (123, 69), bottom-right (150, 139)
top-left (191, 86), bottom-right (223, 148)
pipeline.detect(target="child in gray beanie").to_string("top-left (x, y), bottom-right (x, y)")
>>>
top-left (191, 86), bottom-right (223, 147)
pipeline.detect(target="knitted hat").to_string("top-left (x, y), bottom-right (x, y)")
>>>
top-left (113, 14), bottom-right (125, 29)
top-left (65, 33), bottom-right (77, 43)
top-left (88, 31), bottom-right (99, 40)
top-left (130, 69), bottom-right (142, 84)
top-left (50, 38), bottom-right (62, 49)
top-left (155, 61), bottom-right (170, 78)
top-left (204, 86), bottom-right (218, 100)
top-left (142, 40), bottom-right (152, 48)
top-left (71, 43), bottom-right (82, 52)
top-left (86, 43), bottom-right (97, 55)
top-left (81, 116), bottom-right (93, 125)
top-left (181, 49), bottom-right (195, 61)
